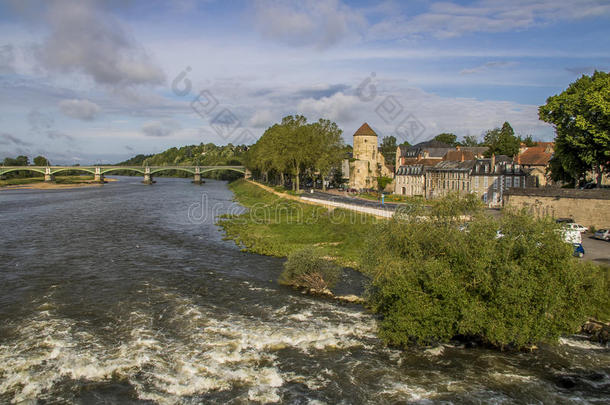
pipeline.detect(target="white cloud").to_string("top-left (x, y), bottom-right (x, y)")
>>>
top-left (368, 0), bottom-right (610, 40)
top-left (248, 110), bottom-right (275, 128)
top-left (35, 0), bottom-right (165, 87)
top-left (141, 119), bottom-right (181, 137)
top-left (253, 0), bottom-right (365, 48)
top-left (297, 92), bottom-right (360, 122)
top-left (460, 61), bottom-right (518, 75)
top-left (59, 99), bottom-right (101, 120)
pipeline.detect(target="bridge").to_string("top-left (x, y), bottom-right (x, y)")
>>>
top-left (0, 165), bottom-right (249, 185)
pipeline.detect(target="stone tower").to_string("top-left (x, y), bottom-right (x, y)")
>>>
top-left (348, 123), bottom-right (393, 190)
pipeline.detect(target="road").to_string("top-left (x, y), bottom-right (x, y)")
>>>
top-left (582, 234), bottom-right (610, 265)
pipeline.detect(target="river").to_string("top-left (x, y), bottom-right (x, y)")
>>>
top-left (0, 177), bottom-right (608, 404)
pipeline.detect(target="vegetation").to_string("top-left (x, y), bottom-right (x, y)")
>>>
top-left (539, 71), bottom-right (610, 187)
top-left (483, 122), bottom-right (520, 157)
top-left (433, 133), bottom-right (458, 146)
top-left (219, 179), bottom-right (378, 267)
top-left (0, 175), bottom-right (95, 187)
top-left (279, 247), bottom-right (341, 291)
top-left (245, 115), bottom-right (346, 191)
top-left (379, 135), bottom-right (397, 165)
top-left (116, 143), bottom-right (248, 180)
top-left (364, 196), bottom-right (606, 350)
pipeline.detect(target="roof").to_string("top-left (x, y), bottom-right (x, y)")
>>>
top-left (414, 140), bottom-right (453, 148)
top-left (518, 145), bottom-right (553, 166)
top-left (353, 122), bottom-right (377, 137)
top-left (443, 150), bottom-right (475, 162)
top-left (458, 146), bottom-right (489, 156)
top-left (396, 165), bottom-right (425, 175)
top-left (399, 158), bottom-right (441, 167)
top-left (429, 160), bottom-right (475, 172)
top-left (472, 156), bottom-right (525, 175)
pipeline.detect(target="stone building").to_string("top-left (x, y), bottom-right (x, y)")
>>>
top-left (471, 155), bottom-right (527, 206)
top-left (426, 160), bottom-right (475, 199)
top-left (348, 123), bottom-right (393, 190)
top-left (395, 164), bottom-right (426, 196)
top-left (516, 142), bottom-right (554, 187)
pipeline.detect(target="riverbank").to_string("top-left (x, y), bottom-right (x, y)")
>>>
top-left (219, 179), bottom-right (380, 269)
top-left (0, 176), bottom-right (117, 190)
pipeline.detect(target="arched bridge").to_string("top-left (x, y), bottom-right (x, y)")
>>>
top-left (0, 165), bottom-right (249, 185)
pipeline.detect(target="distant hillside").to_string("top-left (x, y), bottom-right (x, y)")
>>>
top-left (116, 143), bottom-right (248, 180)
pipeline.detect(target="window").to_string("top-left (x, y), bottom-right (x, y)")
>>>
top-left (506, 177), bottom-right (512, 188)
top-left (484, 176), bottom-right (488, 187)
top-left (514, 177), bottom-right (520, 187)
top-left (474, 176), bottom-right (479, 188)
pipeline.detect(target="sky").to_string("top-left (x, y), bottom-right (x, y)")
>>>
top-left (0, 0), bottom-right (609, 164)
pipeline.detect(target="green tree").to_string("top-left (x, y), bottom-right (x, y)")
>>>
top-left (379, 136), bottom-right (397, 166)
top-left (483, 122), bottom-right (520, 157)
top-left (364, 197), bottom-right (604, 349)
top-left (311, 119), bottom-right (344, 191)
top-left (15, 155), bottom-right (29, 166)
top-left (460, 135), bottom-right (480, 147)
top-left (33, 156), bottom-right (50, 166)
top-left (433, 133), bottom-right (458, 146)
top-left (539, 71), bottom-right (610, 187)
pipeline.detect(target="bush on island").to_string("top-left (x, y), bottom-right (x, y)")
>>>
top-left (279, 247), bottom-right (341, 292)
top-left (364, 193), bottom-right (605, 350)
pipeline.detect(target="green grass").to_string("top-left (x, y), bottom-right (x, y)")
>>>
top-left (219, 179), bottom-right (380, 268)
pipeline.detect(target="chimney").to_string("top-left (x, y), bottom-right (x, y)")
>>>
top-left (491, 153), bottom-right (495, 171)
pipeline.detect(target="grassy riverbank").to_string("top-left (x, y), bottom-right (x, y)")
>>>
top-left (219, 179), bottom-right (380, 268)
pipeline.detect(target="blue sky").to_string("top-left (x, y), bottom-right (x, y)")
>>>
top-left (0, 0), bottom-right (609, 164)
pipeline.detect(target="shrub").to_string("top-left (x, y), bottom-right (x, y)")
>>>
top-left (279, 247), bottom-right (341, 291)
top-left (364, 197), bottom-right (604, 350)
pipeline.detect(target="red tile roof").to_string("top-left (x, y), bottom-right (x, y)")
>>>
top-left (353, 122), bottom-right (377, 137)
top-left (518, 145), bottom-right (553, 166)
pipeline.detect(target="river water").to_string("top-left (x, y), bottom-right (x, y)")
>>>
top-left (0, 177), bottom-right (608, 404)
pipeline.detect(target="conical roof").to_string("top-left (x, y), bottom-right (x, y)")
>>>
top-left (353, 122), bottom-right (377, 137)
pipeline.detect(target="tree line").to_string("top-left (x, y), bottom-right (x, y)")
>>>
top-left (245, 115), bottom-right (347, 191)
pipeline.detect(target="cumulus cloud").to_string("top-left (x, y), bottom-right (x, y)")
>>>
top-left (0, 133), bottom-right (31, 146)
top-left (34, 0), bottom-right (165, 87)
top-left (253, 0), bottom-right (365, 48)
top-left (248, 110), bottom-right (274, 128)
top-left (141, 119), bottom-right (181, 137)
top-left (59, 99), bottom-right (101, 120)
top-left (297, 92), bottom-right (360, 122)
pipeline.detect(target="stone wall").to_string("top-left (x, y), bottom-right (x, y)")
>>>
top-left (503, 188), bottom-right (610, 228)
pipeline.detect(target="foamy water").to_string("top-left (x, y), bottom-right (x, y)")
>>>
top-left (1, 178), bottom-right (608, 403)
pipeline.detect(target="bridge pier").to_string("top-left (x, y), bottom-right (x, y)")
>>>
top-left (192, 173), bottom-right (205, 185)
top-left (142, 173), bottom-right (155, 185)
top-left (44, 167), bottom-right (55, 182)
top-left (94, 174), bottom-right (105, 183)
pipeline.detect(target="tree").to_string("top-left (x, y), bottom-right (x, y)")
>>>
top-left (379, 136), bottom-right (397, 166)
top-left (520, 135), bottom-right (537, 147)
top-left (483, 122), bottom-right (520, 157)
top-left (539, 71), bottom-right (610, 187)
top-left (433, 133), bottom-right (458, 146)
top-left (364, 198), bottom-right (605, 349)
top-left (311, 119), bottom-right (344, 191)
top-left (460, 135), bottom-right (480, 147)
top-left (33, 156), bottom-right (50, 166)
top-left (15, 155), bottom-right (29, 166)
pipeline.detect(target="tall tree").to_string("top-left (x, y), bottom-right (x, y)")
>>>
top-left (433, 133), bottom-right (458, 146)
top-left (311, 119), bottom-right (344, 191)
top-left (379, 136), bottom-right (397, 166)
top-left (483, 122), bottom-right (520, 157)
top-left (539, 71), bottom-right (610, 187)
top-left (33, 156), bottom-right (50, 166)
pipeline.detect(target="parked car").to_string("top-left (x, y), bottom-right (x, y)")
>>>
top-left (573, 243), bottom-right (585, 258)
top-left (594, 229), bottom-right (610, 241)
top-left (563, 223), bottom-right (588, 233)
top-left (562, 229), bottom-right (582, 244)
top-left (556, 218), bottom-right (574, 224)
